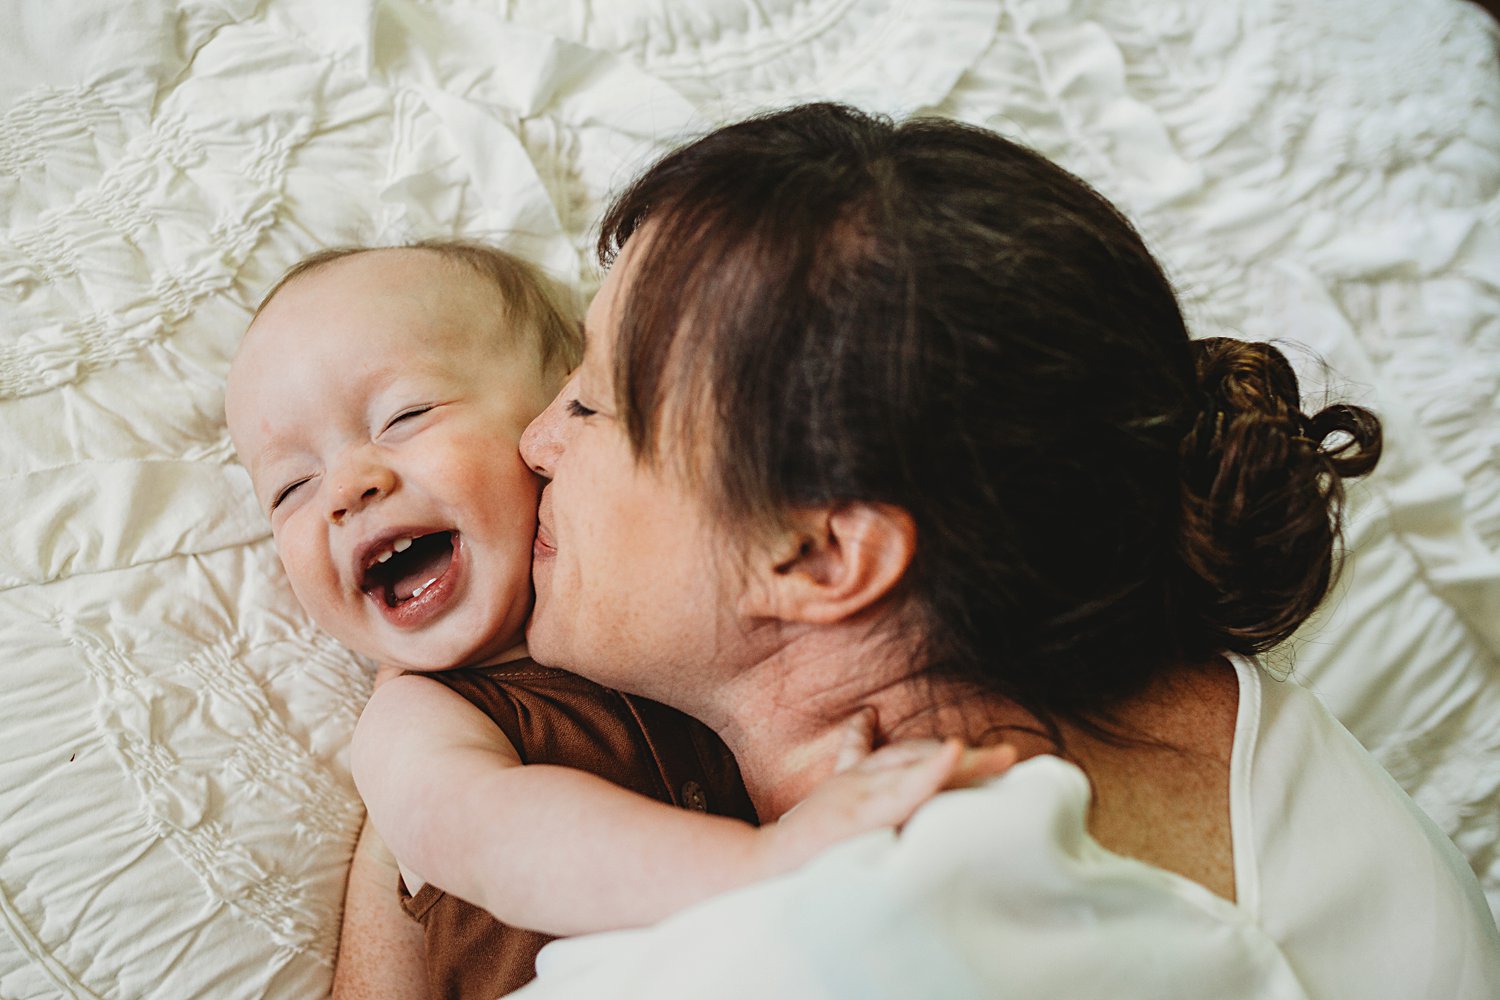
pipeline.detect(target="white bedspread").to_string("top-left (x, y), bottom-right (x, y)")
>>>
top-left (2, 1), bottom-right (1497, 996)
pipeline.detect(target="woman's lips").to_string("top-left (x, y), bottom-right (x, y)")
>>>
top-left (369, 532), bottom-right (465, 628)
top-left (533, 523), bottom-right (556, 560)
top-left (534, 490), bottom-right (556, 560)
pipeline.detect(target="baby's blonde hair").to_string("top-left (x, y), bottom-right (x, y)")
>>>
top-left (252, 239), bottom-right (583, 374)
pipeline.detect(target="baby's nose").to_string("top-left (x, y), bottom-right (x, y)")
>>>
top-left (328, 460), bottom-right (396, 524)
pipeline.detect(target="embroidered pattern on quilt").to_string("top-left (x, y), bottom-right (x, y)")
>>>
top-left (1, 1), bottom-right (1496, 994)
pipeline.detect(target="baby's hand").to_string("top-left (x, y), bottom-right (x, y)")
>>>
top-left (758, 710), bottom-right (1016, 878)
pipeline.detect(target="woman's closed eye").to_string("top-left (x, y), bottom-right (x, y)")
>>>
top-left (566, 398), bottom-right (596, 418)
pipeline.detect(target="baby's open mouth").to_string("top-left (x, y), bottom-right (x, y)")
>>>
top-left (361, 531), bottom-right (455, 607)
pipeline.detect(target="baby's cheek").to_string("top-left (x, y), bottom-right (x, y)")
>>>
top-left (473, 446), bottom-right (544, 509)
top-left (270, 535), bottom-right (300, 591)
top-left (273, 531), bottom-right (326, 611)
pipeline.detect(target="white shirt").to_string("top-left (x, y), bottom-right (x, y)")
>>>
top-left (517, 657), bottom-right (1500, 999)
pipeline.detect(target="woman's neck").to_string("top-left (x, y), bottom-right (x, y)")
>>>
top-left (705, 642), bottom-right (1241, 901)
top-left (697, 627), bottom-right (1038, 821)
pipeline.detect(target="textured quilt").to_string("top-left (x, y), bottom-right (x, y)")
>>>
top-left (2, 1), bottom-right (1497, 996)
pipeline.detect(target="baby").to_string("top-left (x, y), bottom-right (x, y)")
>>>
top-left (225, 242), bottom-right (1008, 997)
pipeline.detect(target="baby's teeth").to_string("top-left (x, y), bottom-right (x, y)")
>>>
top-left (393, 537), bottom-right (413, 553)
top-left (376, 550), bottom-right (393, 564)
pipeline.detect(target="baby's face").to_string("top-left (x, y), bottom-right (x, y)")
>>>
top-left (225, 250), bottom-right (558, 671)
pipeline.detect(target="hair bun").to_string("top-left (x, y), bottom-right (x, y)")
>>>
top-left (1306, 403), bottom-right (1382, 478)
top-left (1176, 338), bottom-right (1382, 656)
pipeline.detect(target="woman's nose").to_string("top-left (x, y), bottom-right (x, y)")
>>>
top-left (520, 384), bottom-right (570, 478)
top-left (327, 453), bottom-right (397, 524)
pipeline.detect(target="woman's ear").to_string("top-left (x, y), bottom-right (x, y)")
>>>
top-left (742, 503), bottom-right (917, 624)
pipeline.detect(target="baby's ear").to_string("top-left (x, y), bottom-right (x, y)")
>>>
top-left (739, 503), bottom-right (916, 625)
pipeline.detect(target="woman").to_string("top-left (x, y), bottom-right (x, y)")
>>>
top-left (362, 104), bottom-right (1500, 997)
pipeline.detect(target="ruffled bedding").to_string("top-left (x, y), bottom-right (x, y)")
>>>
top-left (2, 1), bottom-right (1497, 995)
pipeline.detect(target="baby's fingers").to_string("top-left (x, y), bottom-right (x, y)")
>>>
top-left (875, 741), bottom-right (1015, 830)
top-left (945, 743), bottom-right (1019, 788)
top-left (833, 707), bottom-right (879, 773)
top-left (877, 738), bottom-right (965, 819)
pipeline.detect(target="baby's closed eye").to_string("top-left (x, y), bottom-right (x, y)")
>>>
top-left (271, 476), bottom-right (312, 511)
top-left (381, 404), bottom-right (435, 432)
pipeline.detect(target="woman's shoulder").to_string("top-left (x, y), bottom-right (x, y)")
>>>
top-left (1234, 656), bottom-right (1500, 996)
top-left (517, 758), bottom-right (1311, 999)
top-left (509, 687), bottom-right (1500, 1000)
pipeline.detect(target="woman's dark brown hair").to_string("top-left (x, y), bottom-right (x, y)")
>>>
top-left (599, 103), bottom-right (1381, 734)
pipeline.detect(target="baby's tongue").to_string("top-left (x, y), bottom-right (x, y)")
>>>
top-left (388, 534), bottom-right (454, 603)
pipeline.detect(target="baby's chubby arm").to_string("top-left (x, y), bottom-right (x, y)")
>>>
top-left (353, 675), bottom-right (1014, 937)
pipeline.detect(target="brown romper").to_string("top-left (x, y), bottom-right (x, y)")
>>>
top-left (397, 658), bottom-right (757, 999)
